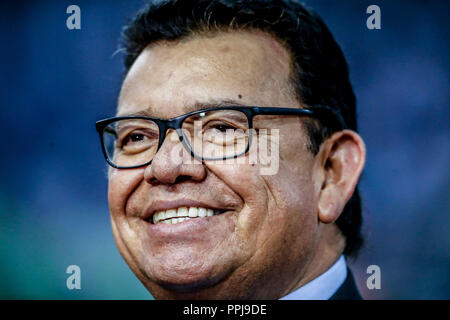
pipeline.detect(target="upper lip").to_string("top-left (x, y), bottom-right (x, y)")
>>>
top-left (142, 199), bottom-right (231, 220)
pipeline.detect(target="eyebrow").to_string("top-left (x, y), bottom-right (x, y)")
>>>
top-left (118, 99), bottom-right (247, 118)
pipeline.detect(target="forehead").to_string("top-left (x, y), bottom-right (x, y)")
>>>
top-left (117, 30), bottom-right (298, 117)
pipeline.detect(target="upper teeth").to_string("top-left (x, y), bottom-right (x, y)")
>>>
top-left (152, 207), bottom-right (218, 224)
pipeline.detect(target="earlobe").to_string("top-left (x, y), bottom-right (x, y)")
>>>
top-left (318, 186), bottom-right (344, 223)
top-left (317, 130), bottom-right (366, 224)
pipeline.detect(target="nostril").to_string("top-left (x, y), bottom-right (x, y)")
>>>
top-left (148, 177), bottom-right (160, 185)
top-left (173, 175), bottom-right (191, 184)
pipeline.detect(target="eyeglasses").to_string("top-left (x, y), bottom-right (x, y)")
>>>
top-left (95, 105), bottom-right (345, 169)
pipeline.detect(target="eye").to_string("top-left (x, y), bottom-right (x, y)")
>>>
top-left (206, 121), bottom-right (238, 133)
top-left (212, 124), bottom-right (235, 132)
top-left (121, 133), bottom-right (146, 146)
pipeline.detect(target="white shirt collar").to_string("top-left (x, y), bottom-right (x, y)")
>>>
top-left (280, 255), bottom-right (347, 300)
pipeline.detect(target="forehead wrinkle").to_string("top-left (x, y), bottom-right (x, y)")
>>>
top-left (118, 29), bottom-right (297, 118)
top-left (117, 98), bottom-right (247, 118)
top-left (147, 30), bottom-right (291, 86)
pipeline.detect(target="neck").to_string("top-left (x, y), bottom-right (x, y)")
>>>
top-left (282, 223), bottom-right (346, 297)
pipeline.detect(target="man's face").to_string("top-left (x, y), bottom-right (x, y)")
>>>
top-left (108, 30), bottom-right (324, 299)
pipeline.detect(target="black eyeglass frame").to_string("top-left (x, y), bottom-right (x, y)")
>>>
top-left (95, 105), bottom-right (346, 169)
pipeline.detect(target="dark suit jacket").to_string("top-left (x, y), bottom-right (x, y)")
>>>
top-left (329, 268), bottom-right (363, 300)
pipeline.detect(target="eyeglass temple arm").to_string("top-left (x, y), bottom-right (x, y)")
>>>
top-left (252, 106), bottom-right (347, 129)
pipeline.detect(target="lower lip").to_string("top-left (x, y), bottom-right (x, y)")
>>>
top-left (145, 211), bottom-right (232, 238)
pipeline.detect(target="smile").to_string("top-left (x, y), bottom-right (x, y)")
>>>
top-left (151, 206), bottom-right (224, 225)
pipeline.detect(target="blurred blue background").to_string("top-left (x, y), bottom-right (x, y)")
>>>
top-left (0, 0), bottom-right (448, 299)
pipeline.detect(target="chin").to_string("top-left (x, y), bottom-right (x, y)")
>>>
top-left (155, 275), bottom-right (221, 294)
top-left (136, 256), bottom-right (231, 296)
top-left (140, 272), bottom-right (229, 299)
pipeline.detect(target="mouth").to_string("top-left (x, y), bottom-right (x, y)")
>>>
top-left (147, 206), bottom-right (226, 225)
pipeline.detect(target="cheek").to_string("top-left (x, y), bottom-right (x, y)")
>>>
top-left (108, 168), bottom-right (144, 216)
top-left (206, 159), bottom-right (318, 284)
top-left (249, 169), bottom-right (318, 279)
top-left (204, 129), bottom-right (317, 236)
top-left (206, 162), bottom-right (268, 214)
top-left (205, 163), bottom-right (270, 255)
top-left (108, 169), bottom-right (148, 270)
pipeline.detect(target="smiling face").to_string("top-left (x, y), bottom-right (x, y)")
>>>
top-left (108, 30), bottom-right (341, 299)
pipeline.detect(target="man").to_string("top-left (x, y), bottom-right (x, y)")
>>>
top-left (96, 0), bottom-right (366, 299)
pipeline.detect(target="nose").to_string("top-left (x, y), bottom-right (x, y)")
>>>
top-left (144, 130), bottom-right (206, 185)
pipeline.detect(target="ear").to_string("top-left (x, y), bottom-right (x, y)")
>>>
top-left (316, 130), bottom-right (366, 224)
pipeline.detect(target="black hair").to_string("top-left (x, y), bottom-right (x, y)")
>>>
top-left (120, 0), bottom-right (363, 257)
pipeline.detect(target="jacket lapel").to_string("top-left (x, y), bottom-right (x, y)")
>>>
top-left (330, 268), bottom-right (363, 300)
